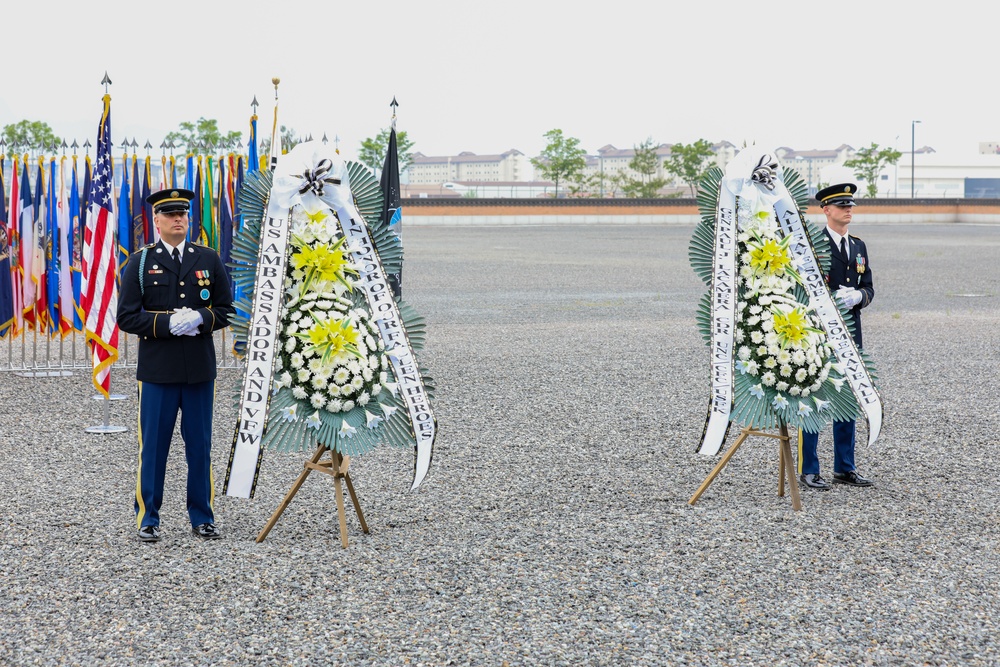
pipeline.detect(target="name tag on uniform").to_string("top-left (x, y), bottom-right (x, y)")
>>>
top-left (147, 269), bottom-right (164, 275)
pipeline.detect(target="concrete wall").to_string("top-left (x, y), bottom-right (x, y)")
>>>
top-left (399, 198), bottom-right (1000, 226)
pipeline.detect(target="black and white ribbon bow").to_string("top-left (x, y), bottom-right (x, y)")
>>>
top-left (751, 154), bottom-right (780, 191)
top-left (293, 158), bottom-right (341, 197)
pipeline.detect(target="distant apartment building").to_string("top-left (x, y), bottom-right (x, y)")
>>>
top-left (773, 145), bottom-right (856, 194)
top-left (581, 141), bottom-right (738, 194)
top-left (407, 149), bottom-right (530, 184)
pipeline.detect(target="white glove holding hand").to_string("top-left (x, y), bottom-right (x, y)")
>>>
top-left (836, 287), bottom-right (863, 308)
top-left (169, 308), bottom-right (192, 335)
top-left (181, 309), bottom-right (203, 336)
top-left (169, 307), bottom-right (203, 336)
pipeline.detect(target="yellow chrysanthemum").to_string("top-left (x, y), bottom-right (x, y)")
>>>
top-left (772, 307), bottom-right (815, 347)
top-left (306, 317), bottom-right (362, 363)
top-left (291, 240), bottom-right (356, 289)
top-left (749, 238), bottom-right (792, 275)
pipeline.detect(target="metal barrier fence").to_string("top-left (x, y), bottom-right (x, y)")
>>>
top-left (1, 329), bottom-right (245, 376)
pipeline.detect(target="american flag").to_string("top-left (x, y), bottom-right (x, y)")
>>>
top-left (80, 94), bottom-right (119, 396)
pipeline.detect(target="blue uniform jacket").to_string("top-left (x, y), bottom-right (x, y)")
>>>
top-left (824, 230), bottom-right (874, 347)
top-left (117, 241), bottom-right (234, 384)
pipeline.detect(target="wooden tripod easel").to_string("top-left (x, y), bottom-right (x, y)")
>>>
top-left (256, 444), bottom-right (370, 547)
top-left (688, 424), bottom-right (802, 511)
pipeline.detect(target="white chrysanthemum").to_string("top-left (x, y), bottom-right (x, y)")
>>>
top-left (764, 357), bottom-right (777, 369)
top-left (795, 368), bottom-right (808, 382)
top-left (792, 349), bottom-right (806, 364)
top-left (746, 316), bottom-right (760, 326)
top-left (761, 371), bottom-right (776, 386)
top-left (368, 355), bottom-right (379, 369)
top-left (759, 295), bottom-right (772, 305)
top-left (279, 371), bottom-right (292, 386)
top-left (342, 400), bottom-right (355, 412)
top-left (286, 322), bottom-right (299, 335)
top-left (292, 386), bottom-right (308, 400)
top-left (381, 357), bottom-right (389, 370)
top-left (756, 345), bottom-right (768, 356)
top-left (357, 391), bottom-right (370, 406)
top-left (767, 345), bottom-right (780, 356)
top-left (316, 300), bottom-right (332, 310)
top-left (801, 388), bottom-right (811, 397)
top-left (327, 383), bottom-right (341, 397)
top-left (745, 360), bottom-right (760, 375)
top-left (351, 376), bottom-right (364, 390)
top-left (290, 311), bottom-right (303, 321)
top-left (284, 338), bottom-right (297, 353)
top-left (310, 393), bottom-right (326, 408)
top-left (348, 360), bottom-right (361, 375)
top-left (749, 305), bottom-right (762, 315)
top-left (290, 353), bottom-right (304, 369)
top-left (378, 371), bottom-right (387, 385)
top-left (311, 376), bottom-right (328, 390)
top-left (779, 365), bottom-right (792, 377)
top-left (326, 399), bottom-right (343, 412)
top-left (738, 346), bottom-right (751, 360)
top-left (789, 386), bottom-right (802, 396)
top-left (761, 318), bottom-right (774, 332)
top-left (362, 368), bottom-right (373, 381)
top-left (776, 381), bottom-right (789, 391)
top-left (750, 331), bottom-right (764, 344)
top-left (299, 317), bottom-right (313, 329)
top-left (808, 364), bottom-right (818, 375)
top-left (735, 329), bottom-right (745, 343)
top-left (777, 350), bottom-right (792, 364)
top-left (297, 369), bottom-right (311, 382)
top-left (333, 368), bottom-right (350, 385)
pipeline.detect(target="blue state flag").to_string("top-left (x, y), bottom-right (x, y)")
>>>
top-left (116, 157), bottom-right (131, 272)
top-left (0, 155), bottom-right (14, 336)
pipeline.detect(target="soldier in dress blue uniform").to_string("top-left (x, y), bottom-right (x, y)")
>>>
top-left (799, 183), bottom-right (876, 490)
top-left (117, 188), bottom-right (234, 541)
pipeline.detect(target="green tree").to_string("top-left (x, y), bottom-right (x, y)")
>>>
top-left (843, 143), bottom-right (902, 197)
top-left (1, 120), bottom-right (61, 152)
top-left (164, 117), bottom-right (242, 154)
top-left (259, 125), bottom-right (304, 157)
top-left (531, 129), bottom-right (587, 198)
top-left (358, 128), bottom-right (415, 177)
top-left (620, 137), bottom-right (669, 198)
top-left (664, 139), bottom-right (715, 196)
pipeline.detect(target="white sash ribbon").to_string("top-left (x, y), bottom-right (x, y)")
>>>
top-left (697, 177), bottom-right (738, 455)
top-left (224, 194), bottom-right (293, 498)
top-left (771, 183), bottom-right (883, 446)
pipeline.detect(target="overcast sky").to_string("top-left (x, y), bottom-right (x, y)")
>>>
top-left (1, 0), bottom-right (991, 163)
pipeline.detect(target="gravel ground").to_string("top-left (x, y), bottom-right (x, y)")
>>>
top-left (1, 222), bottom-right (998, 666)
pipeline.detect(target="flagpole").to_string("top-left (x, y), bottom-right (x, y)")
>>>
top-left (83, 73), bottom-right (126, 432)
top-left (268, 78), bottom-right (281, 172)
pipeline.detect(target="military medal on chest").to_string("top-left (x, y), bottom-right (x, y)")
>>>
top-left (856, 254), bottom-right (866, 274)
top-left (195, 269), bottom-right (211, 286)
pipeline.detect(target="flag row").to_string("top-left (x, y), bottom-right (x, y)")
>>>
top-left (0, 150), bottom-right (262, 339)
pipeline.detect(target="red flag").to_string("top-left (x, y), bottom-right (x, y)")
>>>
top-left (81, 94), bottom-right (119, 396)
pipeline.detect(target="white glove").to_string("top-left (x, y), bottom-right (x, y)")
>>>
top-left (169, 308), bottom-right (203, 336)
top-left (169, 308), bottom-right (192, 335)
top-left (181, 310), bottom-right (203, 335)
top-left (836, 287), bottom-right (863, 308)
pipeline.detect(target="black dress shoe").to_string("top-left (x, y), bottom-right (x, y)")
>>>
top-left (832, 471), bottom-right (874, 487)
top-left (137, 525), bottom-right (161, 542)
top-left (799, 473), bottom-right (831, 490)
top-left (192, 523), bottom-right (222, 540)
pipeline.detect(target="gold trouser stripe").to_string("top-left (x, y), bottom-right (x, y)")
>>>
top-left (135, 381), bottom-right (146, 528)
top-left (797, 428), bottom-right (804, 475)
